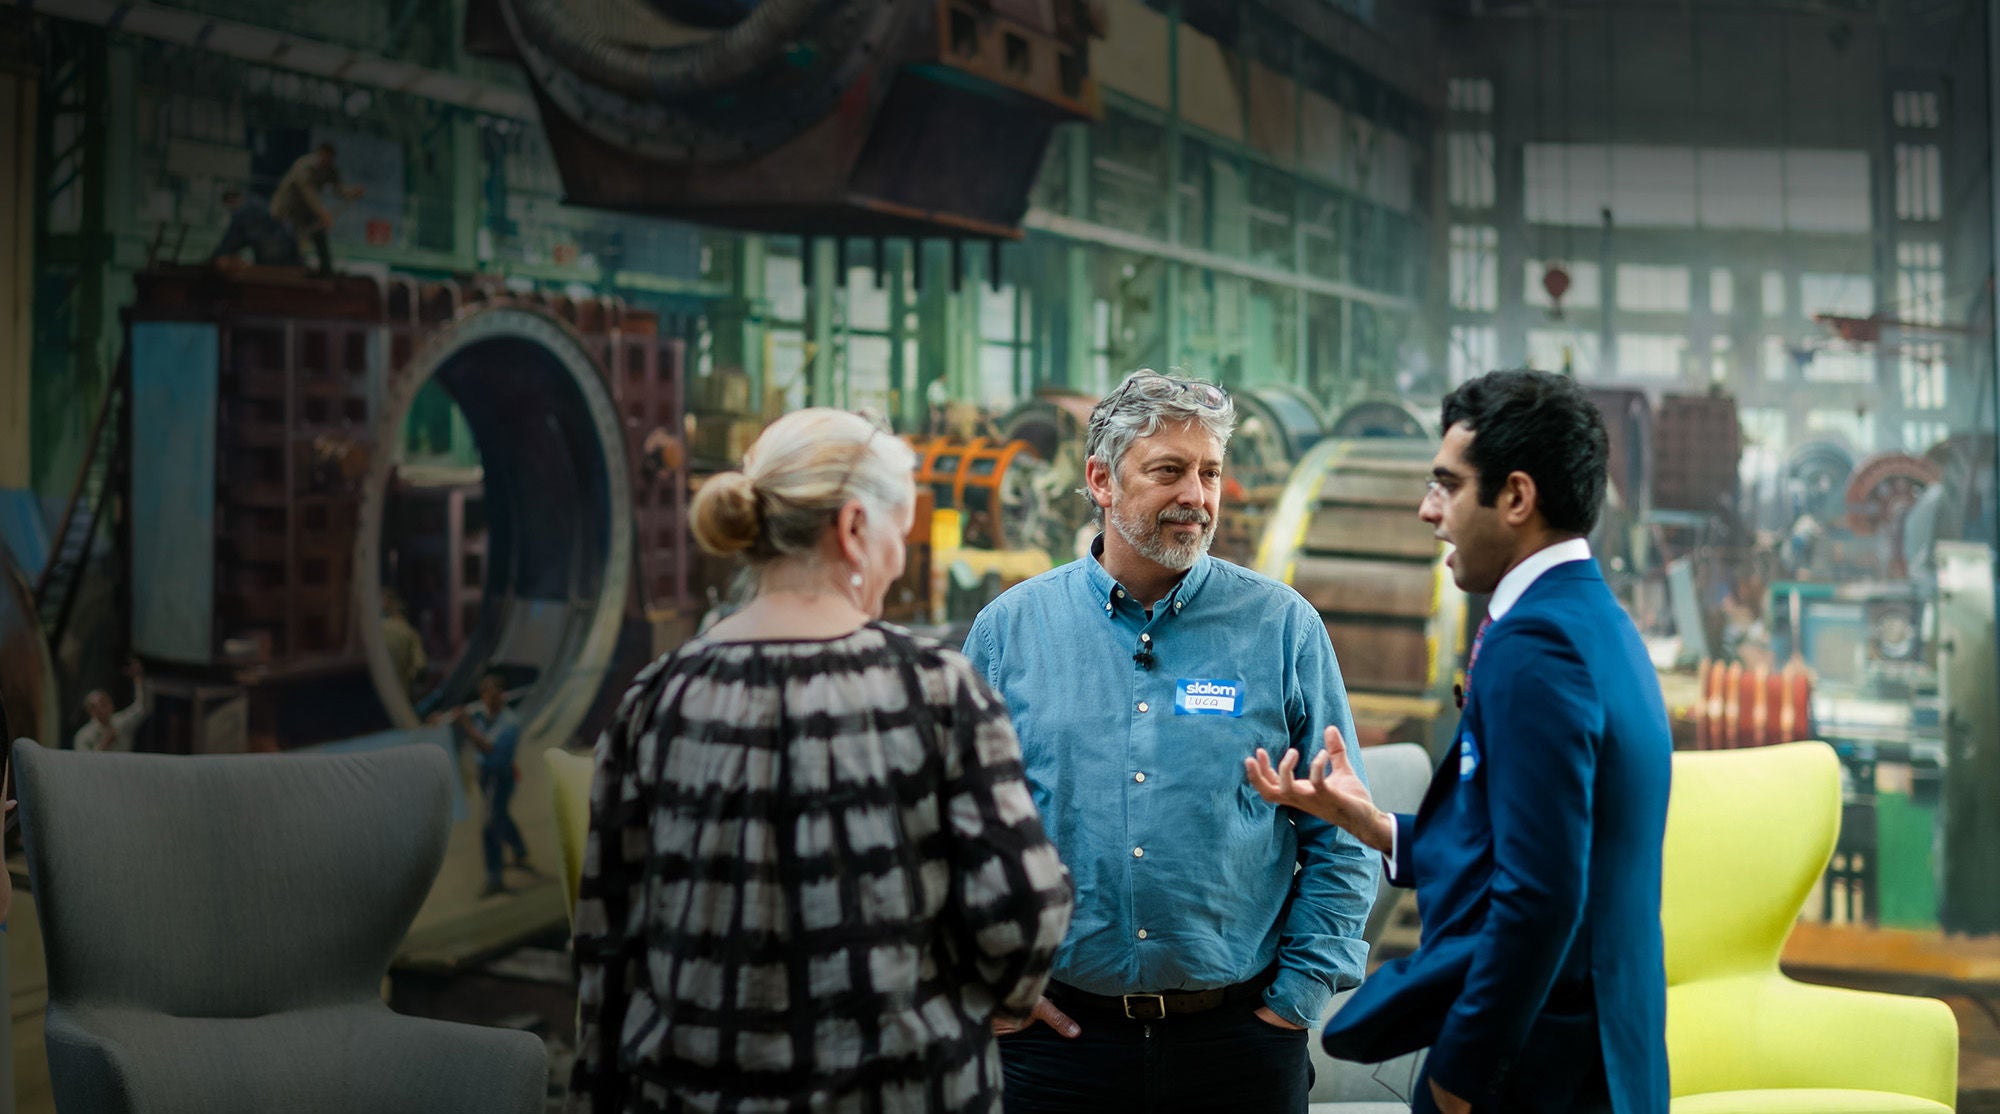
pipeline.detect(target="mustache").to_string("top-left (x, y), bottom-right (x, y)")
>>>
top-left (1159, 507), bottom-right (1212, 526)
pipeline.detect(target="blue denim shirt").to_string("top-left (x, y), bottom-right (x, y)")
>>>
top-left (965, 541), bottom-right (1375, 1027)
top-left (467, 704), bottom-right (521, 777)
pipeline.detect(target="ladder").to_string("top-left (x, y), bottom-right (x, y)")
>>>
top-left (35, 347), bottom-right (128, 648)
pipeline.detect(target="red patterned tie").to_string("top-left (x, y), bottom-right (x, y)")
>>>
top-left (1455, 616), bottom-right (1493, 709)
top-left (1465, 615), bottom-right (1493, 682)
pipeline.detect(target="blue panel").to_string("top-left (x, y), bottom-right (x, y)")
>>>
top-left (131, 322), bottom-right (218, 664)
top-left (0, 488), bottom-right (51, 580)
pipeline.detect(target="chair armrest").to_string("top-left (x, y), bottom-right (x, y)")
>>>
top-left (1669, 975), bottom-right (1956, 1104)
top-left (43, 1005), bottom-right (141, 1114)
top-left (361, 1013), bottom-right (549, 1114)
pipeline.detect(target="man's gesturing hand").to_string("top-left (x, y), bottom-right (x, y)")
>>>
top-left (992, 996), bottom-right (1080, 1038)
top-left (1243, 725), bottom-right (1395, 853)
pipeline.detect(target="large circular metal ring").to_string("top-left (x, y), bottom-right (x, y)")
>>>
top-left (354, 306), bottom-right (633, 746)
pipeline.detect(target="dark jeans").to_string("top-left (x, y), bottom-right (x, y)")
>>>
top-left (999, 1001), bottom-right (1311, 1114)
top-left (479, 767), bottom-right (527, 886)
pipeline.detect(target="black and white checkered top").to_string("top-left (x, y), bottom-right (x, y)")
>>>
top-left (568, 623), bottom-right (1073, 1114)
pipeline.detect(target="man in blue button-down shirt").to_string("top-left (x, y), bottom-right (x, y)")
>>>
top-left (967, 370), bottom-right (1376, 1113)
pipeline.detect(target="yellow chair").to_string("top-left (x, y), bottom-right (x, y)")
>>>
top-left (1664, 742), bottom-right (1958, 1113)
top-left (544, 746), bottom-right (596, 923)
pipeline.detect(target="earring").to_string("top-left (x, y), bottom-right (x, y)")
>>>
top-left (850, 572), bottom-right (864, 587)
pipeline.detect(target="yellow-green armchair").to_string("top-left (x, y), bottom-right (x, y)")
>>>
top-left (544, 746), bottom-right (596, 922)
top-left (1664, 742), bottom-right (1958, 1113)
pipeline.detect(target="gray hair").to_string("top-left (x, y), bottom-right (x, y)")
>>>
top-left (1086, 369), bottom-right (1237, 480)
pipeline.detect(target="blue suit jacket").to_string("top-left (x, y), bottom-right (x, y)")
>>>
top-left (1323, 559), bottom-right (1671, 1114)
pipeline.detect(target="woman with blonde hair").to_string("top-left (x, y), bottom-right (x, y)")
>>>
top-left (569, 408), bottom-right (1073, 1114)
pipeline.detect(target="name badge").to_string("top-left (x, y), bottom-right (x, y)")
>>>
top-left (1459, 734), bottom-right (1481, 780)
top-left (1174, 678), bottom-right (1244, 717)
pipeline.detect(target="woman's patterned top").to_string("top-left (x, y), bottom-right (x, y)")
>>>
top-left (569, 622), bottom-right (1073, 1113)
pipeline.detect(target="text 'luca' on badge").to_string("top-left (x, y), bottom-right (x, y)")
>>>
top-left (1173, 678), bottom-right (1245, 717)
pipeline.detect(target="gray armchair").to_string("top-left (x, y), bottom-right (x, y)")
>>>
top-left (1310, 741), bottom-right (1435, 1114)
top-left (12, 739), bottom-right (546, 1114)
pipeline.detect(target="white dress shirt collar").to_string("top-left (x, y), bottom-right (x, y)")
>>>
top-left (1485, 537), bottom-right (1593, 622)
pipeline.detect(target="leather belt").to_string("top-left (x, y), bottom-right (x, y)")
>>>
top-left (1047, 973), bottom-right (1270, 1021)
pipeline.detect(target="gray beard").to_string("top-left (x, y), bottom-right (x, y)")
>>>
top-left (1111, 503), bottom-right (1214, 572)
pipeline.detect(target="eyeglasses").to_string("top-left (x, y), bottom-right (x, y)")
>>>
top-left (1115, 372), bottom-right (1229, 411)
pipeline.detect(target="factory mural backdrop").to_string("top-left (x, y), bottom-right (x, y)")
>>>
top-left (2, 0), bottom-right (2000, 980)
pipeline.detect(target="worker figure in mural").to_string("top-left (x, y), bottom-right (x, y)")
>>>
top-left (209, 188), bottom-right (303, 268)
top-left (381, 590), bottom-right (428, 703)
top-left (434, 668), bottom-right (533, 898)
top-left (269, 142), bottom-right (365, 278)
top-left (72, 659), bottom-right (148, 753)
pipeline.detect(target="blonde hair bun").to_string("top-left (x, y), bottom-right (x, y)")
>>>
top-left (690, 470), bottom-right (761, 556)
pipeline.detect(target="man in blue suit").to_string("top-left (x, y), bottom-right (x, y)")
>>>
top-left (1245, 370), bottom-right (1671, 1114)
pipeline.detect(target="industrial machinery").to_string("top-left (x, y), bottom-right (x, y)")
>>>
top-left (123, 267), bottom-right (690, 753)
top-left (468, 0), bottom-right (1104, 240)
top-left (1844, 453), bottom-right (1940, 580)
top-left (1255, 433), bottom-right (1464, 753)
top-left (1213, 386), bottom-right (1332, 565)
top-left (906, 437), bottom-right (1049, 553)
top-left (1326, 398), bottom-right (1431, 441)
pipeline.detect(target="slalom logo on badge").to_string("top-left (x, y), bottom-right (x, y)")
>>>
top-left (1459, 734), bottom-right (1480, 780)
top-left (1174, 678), bottom-right (1245, 717)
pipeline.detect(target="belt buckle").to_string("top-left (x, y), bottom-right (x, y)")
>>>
top-left (1122, 993), bottom-right (1166, 1020)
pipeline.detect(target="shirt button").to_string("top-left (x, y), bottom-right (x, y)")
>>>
top-left (1134, 772), bottom-right (1146, 783)
top-left (1137, 928), bottom-right (1148, 940)
top-left (1133, 847), bottom-right (1144, 858)
top-left (1136, 701), bottom-right (1149, 713)
top-left (1140, 633), bottom-right (1151, 643)
top-left (1115, 589), bottom-right (1126, 598)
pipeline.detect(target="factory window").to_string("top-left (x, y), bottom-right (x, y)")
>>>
top-left (1802, 349), bottom-right (1875, 384)
top-left (1762, 271), bottom-right (1787, 318)
top-left (1524, 259), bottom-right (1600, 311)
top-left (764, 251), bottom-right (806, 323)
top-left (1525, 144), bottom-right (1869, 233)
top-left (1614, 334), bottom-right (1688, 381)
top-left (1710, 269), bottom-right (1733, 316)
top-left (1799, 273), bottom-right (1874, 320)
top-left (1900, 343), bottom-right (1947, 411)
top-left (1905, 420), bottom-right (1950, 453)
top-left (1806, 408), bottom-right (1875, 451)
top-left (1897, 241), bottom-right (1945, 327)
top-left (1894, 90), bottom-right (1940, 129)
top-left (1449, 225), bottom-right (1498, 312)
top-left (1448, 78), bottom-right (1493, 115)
top-left (1764, 335), bottom-right (1799, 382)
top-left (1300, 187), bottom-right (1345, 282)
top-left (1448, 131), bottom-right (1496, 210)
top-left (1246, 164), bottom-right (1296, 269)
top-left (1526, 330), bottom-right (1598, 378)
top-left (848, 335), bottom-right (892, 416)
top-left (1709, 335), bottom-right (1732, 383)
top-left (1895, 144), bottom-right (1943, 222)
top-left (981, 282), bottom-right (1029, 411)
top-left (1616, 265), bottom-right (1691, 314)
top-left (1739, 407), bottom-right (1788, 488)
top-left (1449, 324), bottom-right (1497, 384)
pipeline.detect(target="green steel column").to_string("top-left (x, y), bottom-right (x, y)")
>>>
top-left (710, 234), bottom-right (767, 407)
top-left (451, 114), bottom-right (479, 271)
top-left (806, 237), bottom-right (838, 408)
top-left (889, 241), bottom-right (915, 428)
top-left (916, 240), bottom-right (957, 409)
top-left (1064, 125), bottom-right (1094, 389)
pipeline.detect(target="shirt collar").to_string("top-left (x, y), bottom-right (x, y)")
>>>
top-left (1083, 533), bottom-right (1213, 618)
top-left (1486, 537), bottom-right (1592, 622)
